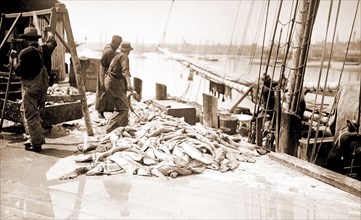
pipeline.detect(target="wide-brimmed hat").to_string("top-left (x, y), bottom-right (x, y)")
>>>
top-left (18, 27), bottom-right (42, 39)
top-left (347, 119), bottom-right (359, 131)
top-left (120, 41), bottom-right (133, 51)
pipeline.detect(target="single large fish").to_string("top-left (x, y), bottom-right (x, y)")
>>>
top-left (180, 141), bottom-right (214, 165)
top-left (225, 151), bottom-right (240, 171)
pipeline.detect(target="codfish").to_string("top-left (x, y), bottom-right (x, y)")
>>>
top-left (180, 141), bottom-right (214, 165)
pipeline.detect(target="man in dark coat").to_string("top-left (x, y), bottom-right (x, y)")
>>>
top-left (12, 26), bottom-right (57, 152)
top-left (104, 41), bottom-right (134, 133)
top-left (96, 35), bottom-right (122, 119)
top-left (327, 119), bottom-right (361, 179)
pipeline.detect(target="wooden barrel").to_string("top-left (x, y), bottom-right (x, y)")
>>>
top-left (219, 115), bottom-right (238, 135)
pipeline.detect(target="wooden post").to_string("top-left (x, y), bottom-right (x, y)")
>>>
top-left (133, 77), bottom-right (143, 100)
top-left (59, 3), bottom-right (93, 136)
top-left (279, 112), bottom-right (301, 156)
top-left (202, 93), bottom-right (218, 128)
top-left (256, 116), bottom-right (263, 147)
top-left (275, 89), bottom-right (282, 151)
top-left (156, 83), bottom-right (167, 100)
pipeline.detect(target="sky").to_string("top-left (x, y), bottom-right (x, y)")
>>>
top-left (60, 0), bottom-right (361, 46)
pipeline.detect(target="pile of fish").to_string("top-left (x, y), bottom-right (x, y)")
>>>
top-left (47, 84), bottom-right (80, 96)
top-left (59, 100), bottom-right (261, 180)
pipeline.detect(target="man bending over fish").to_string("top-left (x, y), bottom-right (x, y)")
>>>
top-left (104, 41), bottom-right (134, 133)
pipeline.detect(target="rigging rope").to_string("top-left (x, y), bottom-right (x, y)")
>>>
top-left (262, 0), bottom-right (284, 77)
top-left (252, 0), bottom-right (270, 120)
top-left (158, 0), bottom-right (174, 47)
top-left (310, 0), bottom-right (341, 163)
top-left (248, 2), bottom-right (266, 74)
top-left (312, 0), bottom-right (360, 164)
top-left (255, 0), bottom-right (284, 126)
top-left (232, 0), bottom-right (255, 73)
top-left (224, 0), bottom-right (242, 70)
top-left (289, 0), bottom-right (319, 114)
top-left (278, 0), bottom-right (299, 99)
top-left (305, 0), bottom-right (334, 162)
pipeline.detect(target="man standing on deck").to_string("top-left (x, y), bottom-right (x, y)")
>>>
top-left (327, 119), bottom-right (361, 179)
top-left (104, 41), bottom-right (134, 133)
top-left (96, 35), bottom-right (122, 119)
top-left (11, 26), bottom-right (57, 152)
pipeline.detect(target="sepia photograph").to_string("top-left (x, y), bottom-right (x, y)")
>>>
top-left (0, 0), bottom-right (360, 219)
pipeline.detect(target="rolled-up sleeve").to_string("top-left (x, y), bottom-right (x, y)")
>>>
top-left (45, 38), bottom-right (57, 53)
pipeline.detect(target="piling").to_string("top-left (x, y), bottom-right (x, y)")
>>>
top-left (202, 93), bottom-right (218, 128)
top-left (156, 83), bottom-right (167, 100)
top-left (134, 77), bottom-right (143, 100)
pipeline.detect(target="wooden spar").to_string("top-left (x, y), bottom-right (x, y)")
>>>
top-left (284, 0), bottom-right (308, 112)
top-left (59, 3), bottom-right (94, 136)
top-left (229, 86), bottom-right (253, 113)
top-left (290, 0), bottom-right (319, 113)
top-left (0, 13), bottom-right (22, 50)
top-left (303, 81), bottom-right (338, 96)
top-left (4, 9), bottom-right (53, 18)
top-left (303, 111), bottom-right (328, 124)
top-left (157, 47), bottom-right (252, 95)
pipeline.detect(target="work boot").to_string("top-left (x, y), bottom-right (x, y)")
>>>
top-left (24, 142), bottom-right (42, 153)
top-left (98, 112), bottom-right (105, 119)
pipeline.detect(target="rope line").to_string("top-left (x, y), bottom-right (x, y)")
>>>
top-left (158, 0), bottom-right (174, 47)
top-left (305, 0), bottom-right (334, 162)
top-left (310, 0), bottom-right (341, 163)
top-left (225, 0), bottom-right (242, 70)
top-left (312, 0), bottom-right (361, 164)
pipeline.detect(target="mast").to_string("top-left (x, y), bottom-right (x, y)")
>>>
top-left (278, 0), bottom-right (319, 155)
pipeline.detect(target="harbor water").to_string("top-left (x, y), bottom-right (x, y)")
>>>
top-left (75, 49), bottom-right (360, 112)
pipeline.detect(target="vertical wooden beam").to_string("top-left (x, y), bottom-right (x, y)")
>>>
top-left (59, 3), bottom-right (93, 136)
top-left (256, 116), bottom-right (263, 147)
top-left (279, 112), bottom-right (301, 156)
top-left (48, 7), bottom-right (58, 33)
top-left (202, 93), bottom-right (218, 128)
top-left (275, 89), bottom-right (282, 151)
top-left (133, 77), bottom-right (143, 100)
top-left (32, 11), bottom-right (43, 44)
top-left (156, 83), bottom-right (167, 100)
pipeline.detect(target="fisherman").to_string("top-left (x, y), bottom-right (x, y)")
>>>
top-left (11, 26), bottom-right (57, 152)
top-left (326, 119), bottom-right (361, 178)
top-left (96, 35), bottom-right (122, 119)
top-left (261, 74), bottom-right (278, 121)
top-left (104, 41), bottom-right (134, 133)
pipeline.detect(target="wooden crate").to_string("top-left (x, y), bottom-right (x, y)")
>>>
top-left (1, 95), bottom-right (83, 127)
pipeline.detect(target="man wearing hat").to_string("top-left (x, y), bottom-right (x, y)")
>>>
top-left (96, 35), bottom-right (122, 119)
top-left (104, 41), bottom-right (134, 133)
top-left (11, 26), bottom-right (57, 152)
top-left (327, 119), bottom-right (361, 179)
